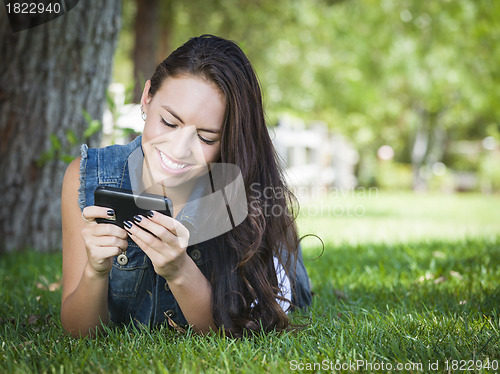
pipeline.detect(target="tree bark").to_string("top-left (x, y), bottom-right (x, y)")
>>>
top-left (0, 0), bottom-right (122, 252)
top-left (132, 0), bottom-right (160, 103)
top-left (155, 0), bottom-right (174, 65)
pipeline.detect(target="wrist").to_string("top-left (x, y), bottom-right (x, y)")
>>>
top-left (162, 253), bottom-right (194, 286)
top-left (84, 262), bottom-right (110, 281)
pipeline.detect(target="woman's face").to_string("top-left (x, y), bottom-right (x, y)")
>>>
top-left (141, 75), bottom-right (225, 189)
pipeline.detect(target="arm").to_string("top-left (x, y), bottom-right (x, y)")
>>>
top-left (274, 256), bottom-right (292, 313)
top-left (124, 213), bottom-right (216, 333)
top-left (165, 251), bottom-right (215, 333)
top-left (60, 158), bottom-right (128, 338)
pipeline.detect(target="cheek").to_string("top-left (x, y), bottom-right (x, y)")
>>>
top-left (143, 122), bottom-right (161, 140)
top-left (143, 122), bottom-right (176, 146)
top-left (141, 123), bottom-right (154, 144)
top-left (203, 145), bottom-right (221, 164)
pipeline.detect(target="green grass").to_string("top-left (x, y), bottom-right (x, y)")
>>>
top-left (1, 192), bottom-right (500, 373)
top-left (297, 190), bottom-right (500, 246)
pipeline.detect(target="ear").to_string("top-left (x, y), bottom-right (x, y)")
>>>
top-left (140, 80), bottom-right (152, 109)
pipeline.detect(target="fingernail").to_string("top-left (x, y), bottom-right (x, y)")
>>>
top-left (123, 221), bottom-right (133, 229)
top-left (133, 215), bottom-right (142, 223)
top-left (146, 211), bottom-right (154, 218)
top-left (107, 209), bottom-right (115, 217)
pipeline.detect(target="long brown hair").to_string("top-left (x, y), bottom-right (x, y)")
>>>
top-left (148, 35), bottom-right (300, 337)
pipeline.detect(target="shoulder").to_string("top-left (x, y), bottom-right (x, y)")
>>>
top-left (61, 156), bottom-right (82, 212)
top-left (97, 136), bottom-right (142, 159)
top-left (79, 136), bottom-right (142, 176)
top-left (79, 136), bottom-right (142, 165)
top-left (63, 156), bottom-right (81, 188)
top-left (91, 136), bottom-right (142, 173)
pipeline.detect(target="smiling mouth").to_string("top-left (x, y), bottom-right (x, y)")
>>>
top-left (157, 149), bottom-right (191, 171)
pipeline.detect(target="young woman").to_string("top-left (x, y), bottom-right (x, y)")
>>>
top-left (61, 34), bottom-right (312, 338)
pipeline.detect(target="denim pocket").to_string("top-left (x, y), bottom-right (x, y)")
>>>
top-left (109, 242), bottom-right (148, 298)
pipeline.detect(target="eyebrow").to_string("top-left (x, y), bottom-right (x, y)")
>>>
top-left (161, 105), bottom-right (220, 134)
top-left (161, 105), bottom-right (184, 124)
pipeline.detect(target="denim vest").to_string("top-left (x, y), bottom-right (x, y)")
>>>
top-left (79, 136), bottom-right (312, 329)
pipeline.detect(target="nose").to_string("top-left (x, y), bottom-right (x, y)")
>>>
top-left (169, 125), bottom-right (199, 160)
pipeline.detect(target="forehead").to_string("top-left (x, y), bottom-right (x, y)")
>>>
top-left (155, 75), bottom-right (225, 117)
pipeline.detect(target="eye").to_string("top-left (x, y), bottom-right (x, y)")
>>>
top-left (198, 134), bottom-right (216, 145)
top-left (160, 117), bottom-right (177, 129)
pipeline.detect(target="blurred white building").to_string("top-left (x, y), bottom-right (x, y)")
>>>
top-left (270, 115), bottom-right (358, 196)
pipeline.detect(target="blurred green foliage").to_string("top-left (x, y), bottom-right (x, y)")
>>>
top-left (480, 152), bottom-right (500, 192)
top-left (375, 161), bottom-right (413, 190)
top-left (112, 0), bottom-right (500, 187)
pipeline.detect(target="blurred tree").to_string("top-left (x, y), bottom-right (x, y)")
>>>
top-left (155, 0), bottom-right (174, 63)
top-left (132, 0), bottom-right (173, 102)
top-left (0, 1), bottom-right (122, 252)
top-left (367, 0), bottom-right (500, 189)
top-left (132, 0), bottom-right (158, 102)
top-left (380, 0), bottom-right (488, 188)
top-left (114, 0), bottom-right (499, 188)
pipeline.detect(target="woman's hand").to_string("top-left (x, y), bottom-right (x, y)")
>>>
top-left (123, 211), bottom-right (190, 281)
top-left (81, 206), bottom-right (129, 276)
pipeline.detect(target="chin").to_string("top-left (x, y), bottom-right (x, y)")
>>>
top-left (151, 166), bottom-right (208, 189)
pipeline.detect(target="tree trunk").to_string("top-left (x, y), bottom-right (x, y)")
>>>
top-left (411, 107), bottom-right (447, 191)
top-left (411, 109), bottom-right (431, 192)
top-left (155, 0), bottom-right (174, 64)
top-left (132, 0), bottom-right (160, 103)
top-left (0, 0), bottom-right (122, 252)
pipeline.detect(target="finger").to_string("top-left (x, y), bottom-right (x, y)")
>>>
top-left (91, 223), bottom-right (128, 240)
top-left (82, 224), bottom-right (128, 242)
top-left (84, 233), bottom-right (129, 251)
top-left (88, 246), bottom-right (124, 259)
top-left (125, 229), bottom-right (160, 263)
top-left (93, 235), bottom-right (129, 250)
top-left (82, 206), bottom-right (116, 222)
top-left (133, 215), bottom-right (189, 249)
top-left (124, 220), bottom-right (162, 249)
top-left (146, 211), bottom-right (190, 239)
top-left (132, 215), bottom-right (178, 243)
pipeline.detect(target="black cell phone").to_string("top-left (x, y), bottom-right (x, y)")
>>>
top-left (94, 186), bottom-right (172, 228)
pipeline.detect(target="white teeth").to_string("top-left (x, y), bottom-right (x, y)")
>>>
top-left (159, 150), bottom-right (188, 170)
